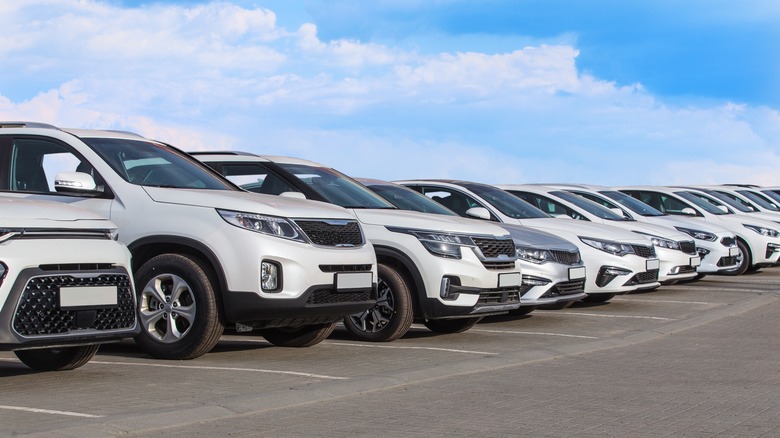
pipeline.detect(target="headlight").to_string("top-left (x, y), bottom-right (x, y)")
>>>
top-left (387, 227), bottom-right (476, 259)
top-left (218, 209), bottom-right (307, 243)
top-left (675, 226), bottom-right (716, 242)
top-left (579, 237), bottom-right (635, 256)
top-left (634, 231), bottom-right (680, 250)
top-left (516, 246), bottom-right (555, 264)
top-left (743, 224), bottom-right (780, 238)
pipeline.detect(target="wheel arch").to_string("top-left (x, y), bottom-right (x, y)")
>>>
top-left (128, 236), bottom-right (228, 317)
top-left (373, 245), bottom-right (426, 318)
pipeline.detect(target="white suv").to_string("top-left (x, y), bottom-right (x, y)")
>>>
top-left (0, 197), bottom-right (138, 370)
top-left (193, 152), bottom-right (524, 341)
top-left (0, 122), bottom-right (378, 360)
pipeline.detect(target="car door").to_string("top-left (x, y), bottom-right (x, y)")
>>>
top-left (0, 135), bottom-right (113, 218)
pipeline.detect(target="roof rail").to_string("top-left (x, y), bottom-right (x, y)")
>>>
top-left (0, 122), bottom-right (60, 130)
top-left (104, 129), bottom-right (145, 138)
top-left (188, 151), bottom-right (257, 156)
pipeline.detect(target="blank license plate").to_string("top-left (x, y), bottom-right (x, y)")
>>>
top-left (336, 272), bottom-right (373, 290)
top-left (60, 286), bottom-right (118, 309)
top-left (568, 266), bottom-right (586, 280)
top-left (498, 272), bottom-right (521, 288)
top-left (729, 247), bottom-right (739, 256)
top-left (690, 256), bottom-right (701, 267)
top-left (646, 259), bottom-right (660, 271)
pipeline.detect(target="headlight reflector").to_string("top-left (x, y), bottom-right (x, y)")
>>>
top-left (675, 226), bottom-right (716, 242)
top-left (218, 209), bottom-right (306, 242)
top-left (580, 237), bottom-right (635, 256)
top-left (743, 224), bottom-right (780, 238)
top-left (516, 246), bottom-right (555, 264)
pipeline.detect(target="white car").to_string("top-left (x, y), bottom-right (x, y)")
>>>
top-left (0, 122), bottom-right (379, 360)
top-left (498, 184), bottom-right (700, 285)
top-left (395, 180), bottom-right (660, 303)
top-left (616, 186), bottom-right (780, 275)
top-left (0, 197), bottom-right (138, 371)
top-left (546, 184), bottom-right (739, 275)
top-left (193, 153), bottom-right (524, 341)
top-left (359, 178), bottom-right (586, 313)
top-left (687, 185), bottom-right (780, 220)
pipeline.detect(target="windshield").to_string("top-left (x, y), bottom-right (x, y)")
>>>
top-left (82, 138), bottom-right (233, 190)
top-left (737, 190), bottom-right (780, 211)
top-left (276, 163), bottom-right (394, 209)
top-left (599, 190), bottom-right (666, 217)
top-left (366, 183), bottom-right (457, 216)
top-left (676, 191), bottom-right (731, 215)
top-left (552, 190), bottom-right (630, 221)
top-left (462, 183), bottom-right (550, 219)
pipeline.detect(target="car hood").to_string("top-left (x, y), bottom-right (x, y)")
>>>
top-left (600, 219), bottom-right (690, 241)
top-left (352, 209), bottom-right (510, 237)
top-left (0, 196), bottom-right (115, 230)
top-left (650, 215), bottom-right (732, 237)
top-left (498, 223), bottom-right (579, 251)
top-left (142, 187), bottom-right (357, 220)
top-left (515, 217), bottom-right (652, 244)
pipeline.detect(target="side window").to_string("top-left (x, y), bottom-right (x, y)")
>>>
top-left (9, 138), bottom-right (93, 194)
top-left (513, 192), bottom-right (587, 220)
top-left (219, 163), bottom-right (299, 195)
top-left (413, 186), bottom-right (482, 217)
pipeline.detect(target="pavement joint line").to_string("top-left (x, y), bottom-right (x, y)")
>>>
top-left (557, 312), bottom-right (677, 321)
top-left (0, 404), bottom-right (104, 418)
top-left (324, 342), bottom-right (497, 355)
top-left (616, 298), bottom-right (715, 305)
top-left (697, 288), bottom-right (774, 293)
top-left (471, 328), bottom-right (598, 339)
top-left (88, 360), bottom-right (348, 380)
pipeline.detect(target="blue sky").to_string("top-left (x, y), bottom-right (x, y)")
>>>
top-left (2, 0), bottom-right (779, 185)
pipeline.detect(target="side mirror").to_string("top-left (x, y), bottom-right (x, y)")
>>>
top-left (610, 207), bottom-right (630, 218)
top-left (553, 214), bottom-right (573, 219)
top-left (465, 207), bottom-right (491, 220)
top-left (681, 207), bottom-right (697, 216)
top-left (280, 191), bottom-right (307, 199)
top-left (54, 171), bottom-right (100, 194)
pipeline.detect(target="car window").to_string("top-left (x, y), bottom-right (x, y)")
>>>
top-left (217, 163), bottom-right (300, 195)
top-left (411, 186), bottom-right (487, 217)
top-left (6, 137), bottom-right (102, 194)
top-left (507, 191), bottom-right (589, 221)
top-left (599, 190), bottom-right (666, 217)
top-left (676, 191), bottom-right (731, 215)
top-left (736, 190), bottom-right (780, 211)
top-left (621, 190), bottom-right (702, 217)
top-left (366, 184), bottom-right (457, 216)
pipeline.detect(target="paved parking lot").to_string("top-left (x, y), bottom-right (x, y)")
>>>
top-left (2, 269), bottom-right (780, 437)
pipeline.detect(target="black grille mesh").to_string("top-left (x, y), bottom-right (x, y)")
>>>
top-left (477, 289), bottom-right (521, 305)
top-left (717, 256), bottom-right (737, 267)
top-left (624, 269), bottom-right (659, 286)
top-left (679, 241), bottom-right (697, 255)
top-left (306, 289), bottom-right (375, 305)
top-left (631, 245), bottom-right (656, 258)
top-left (473, 238), bottom-right (515, 258)
top-left (319, 264), bottom-right (372, 273)
top-left (13, 274), bottom-right (135, 336)
top-left (550, 250), bottom-right (582, 265)
top-left (294, 220), bottom-right (364, 247)
top-left (721, 237), bottom-right (736, 247)
top-left (548, 279), bottom-right (586, 296)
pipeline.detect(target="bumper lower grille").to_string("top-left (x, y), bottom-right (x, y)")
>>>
top-left (542, 279), bottom-right (585, 298)
top-left (624, 270), bottom-right (659, 286)
top-left (717, 256), bottom-right (737, 267)
top-left (477, 289), bottom-right (521, 305)
top-left (13, 274), bottom-right (135, 336)
top-left (295, 220), bottom-right (364, 247)
top-left (306, 289), bottom-right (376, 305)
top-left (319, 264), bottom-right (372, 273)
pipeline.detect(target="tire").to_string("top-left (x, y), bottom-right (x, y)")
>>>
top-left (581, 293), bottom-right (615, 304)
top-left (261, 323), bottom-right (337, 347)
top-left (508, 306), bottom-right (536, 316)
top-left (343, 263), bottom-right (414, 342)
top-left (14, 345), bottom-right (99, 371)
top-left (721, 239), bottom-right (751, 276)
top-left (423, 317), bottom-right (482, 334)
top-left (134, 253), bottom-right (224, 360)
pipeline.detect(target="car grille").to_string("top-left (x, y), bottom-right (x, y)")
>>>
top-left (676, 265), bottom-right (697, 274)
top-left (679, 241), bottom-right (697, 255)
top-left (473, 237), bottom-right (516, 259)
top-left (477, 288), bottom-right (521, 305)
top-left (717, 256), bottom-right (737, 267)
top-left (631, 244), bottom-right (656, 258)
top-left (624, 269), bottom-right (659, 286)
top-left (319, 264), bottom-right (372, 273)
top-left (13, 274), bottom-right (135, 336)
top-left (481, 261), bottom-right (517, 271)
top-left (542, 279), bottom-right (585, 298)
top-left (550, 250), bottom-right (582, 265)
top-left (306, 289), bottom-right (376, 305)
top-left (721, 237), bottom-right (736, 247)
top-left (294, 220), bottom-right (364, 247)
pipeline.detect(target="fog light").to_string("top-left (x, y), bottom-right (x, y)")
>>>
top-left (596, 266), bottom-right (631, 287)
top-left (767, 243), bottom-right (780, 258)
top-left (697, 247), bottom-right (710, 257)
top-left (261, 261), bottom-right (281, 292)
top-left (440, 277), bottom-right (451, 298)
top-left (669, 266), bottom-right (680, 275)
top-left (522, 275), bottom-right (551, 287)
